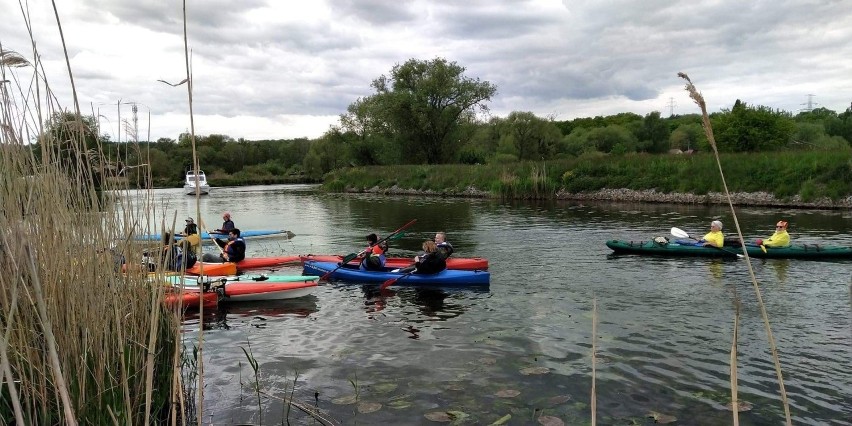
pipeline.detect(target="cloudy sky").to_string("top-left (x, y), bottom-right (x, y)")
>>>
top-left (2, 0), bottom-right (851, 142)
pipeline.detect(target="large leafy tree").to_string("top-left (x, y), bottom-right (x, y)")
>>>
top-left (496, 112), bottom-right (562, 160)
top-left (345, 57), bottom-right (497, 164)
top-left (712, 100), bottom-right (795, 151)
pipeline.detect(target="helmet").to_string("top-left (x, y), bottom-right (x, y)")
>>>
top-left (776, 221), bottom-right (788, 229)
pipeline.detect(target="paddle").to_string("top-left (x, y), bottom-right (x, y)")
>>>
top-left (670, 227), bottom-right (743, 258)
top-left (380, 268), bottom-right (414, 290)
top-left (320, 219), bottom-right (418, 281)
top-left (199, 219), bottom-right (227, 257)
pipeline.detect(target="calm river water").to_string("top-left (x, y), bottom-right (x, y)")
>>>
top-left (142, 184), bottom-right (851, 425)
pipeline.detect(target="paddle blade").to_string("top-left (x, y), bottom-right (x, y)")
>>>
top-left (341, 252), bottom-right (359, 264)
top-left (379, 277), bottom-right (397, 290)
top-left (670, 227), bottom-right (690, 239)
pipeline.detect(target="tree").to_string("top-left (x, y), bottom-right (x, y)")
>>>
top-left (635, 111), bottom-right (671, 153)
top-left (669, 123), bottom-right (707, 151)
top-left (495, 112), bottom-right (562, 160)
top-left (712, 100), bottom-right (795, 151)
top-left (349, 57), bottom-right (497, 164)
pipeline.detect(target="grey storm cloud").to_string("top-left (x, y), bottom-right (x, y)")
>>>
top-left (3, 0), bottom-right (852, 140)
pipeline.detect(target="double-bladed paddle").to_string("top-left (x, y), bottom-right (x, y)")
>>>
top-left (320, 219), bottom-right (418, 281)
top-left (670, 227), bottom-right (743, 258)
top-left (379, 265), bottom-right (416, 290)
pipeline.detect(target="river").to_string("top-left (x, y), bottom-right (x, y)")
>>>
top-left (139, 184), bottom-right (851, 425)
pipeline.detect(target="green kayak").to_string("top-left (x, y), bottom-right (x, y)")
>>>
top-left (606, 239), bottom-right (852, 260)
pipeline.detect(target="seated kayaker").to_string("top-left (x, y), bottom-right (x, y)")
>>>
top-left (203, 228), bottom-right (246, 263)
top-left (398, 240), bottom-right (447, 274)
top-left (178, 217), bottom-right (198, 237)
top-left (435, 231), bottom-right (454, 259)
top-left (696, 220), bottom-right (724, 248)
top-left (414, 240), bottom-right (447, 274)
top-left (360, 233), bottom-right (386, 271)
top-left (755, 221), bottom-right (791, 248)
top-left (214, 211), bottom-right (235, 234)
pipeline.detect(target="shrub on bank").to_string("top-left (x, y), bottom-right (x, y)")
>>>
top-left (322, 150), bottom-right (852, 202)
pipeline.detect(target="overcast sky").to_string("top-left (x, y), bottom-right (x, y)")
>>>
top-left (2, 0), bottom-right (851, 142)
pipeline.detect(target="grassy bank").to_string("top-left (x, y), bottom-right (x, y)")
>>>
top-left (322, 150), bottom-right (852, 202)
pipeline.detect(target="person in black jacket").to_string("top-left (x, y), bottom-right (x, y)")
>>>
top-left (203, 228), bottom-right (246, 263)
top-left (413, 240), bottom-right (446, 274)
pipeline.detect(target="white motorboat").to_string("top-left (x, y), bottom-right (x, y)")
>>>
top-left (184, 170), bottom-right (211, 195)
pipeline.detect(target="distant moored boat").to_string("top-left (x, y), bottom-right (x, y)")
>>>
top-left (184, 170), bottom-right (211, 195)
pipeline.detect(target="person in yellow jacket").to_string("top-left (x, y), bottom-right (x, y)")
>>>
top-left (755, 221), bottom-right (791, 248)
top-left (698, 220), bottom-right (724, 248)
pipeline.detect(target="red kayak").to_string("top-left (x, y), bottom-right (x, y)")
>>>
top-left (163, 291), bottom-right (218, 310)
top-left (299, 254), bottom-right (488, 270)
top-left (186, 255), bottom-right (302, 276)
top-left (180, 278), bottom-right (318, 302)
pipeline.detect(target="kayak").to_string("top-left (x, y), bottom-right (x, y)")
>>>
top-left (135, 229), bottom-right (293, 241)
top-left (302, 260), bottom-right (490, 286)
top-left (168, 275), bottom-right (319, 302)
top-left (162, 290), bottom-right (218, 309)
top-left (186, 255), bottom-right (302, 276)
top-left (299, 254), bottom-right (489, 270)
top-left (606, 239), bottom-right (852, 259)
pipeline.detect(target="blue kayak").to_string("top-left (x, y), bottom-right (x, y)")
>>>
top-left (135, 229), bottom-right (293, 241)
top-left (303, 261), bottom-right (490, 286)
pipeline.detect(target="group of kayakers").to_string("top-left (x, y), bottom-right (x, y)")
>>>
top-left (692, 220), bottom-right (791, 248)
top-left (359, 231), bottom-right (454, 275)
top-left (149, 211), bottom-right (244, 271)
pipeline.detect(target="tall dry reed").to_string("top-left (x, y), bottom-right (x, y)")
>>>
top-left (679, 72), bottom-right (791, 425)
top-left (1, 13), bottom-right (186, 426)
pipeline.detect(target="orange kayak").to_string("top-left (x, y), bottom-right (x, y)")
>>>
top-left (163, 291), bottom-right (218, 310)
top-left (186, 255), bottom-right (302, 276)
top-left (299, 254), bottom-right (489, 270)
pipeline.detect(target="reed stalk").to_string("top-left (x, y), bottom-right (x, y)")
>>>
top-left (591, 298), bottom-right (597, 426)
top-left (679, 72), bottom-right (791, 425)
top-left (1, 7), bottom-right (184, 425)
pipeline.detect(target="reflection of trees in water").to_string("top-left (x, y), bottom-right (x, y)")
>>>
top-left (190, 296), bottom-right (319, 330)
top-left (321, 195), bottom-right (478, 254)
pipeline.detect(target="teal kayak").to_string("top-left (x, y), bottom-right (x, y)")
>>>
top-left (135, 229), bottom-right (292, 241)
top-left (606, 239), bottom-right (852, 260)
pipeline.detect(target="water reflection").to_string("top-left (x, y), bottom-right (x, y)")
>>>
top-left (203, 296), bottom-right (319, 330)
top-left (359, 285), bottom-right (489, 324)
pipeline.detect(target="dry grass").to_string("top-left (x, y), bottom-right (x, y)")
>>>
top-left (1, 11), bottom-right (186, 426)
top-left (680, 72), bottom-right (792, 425)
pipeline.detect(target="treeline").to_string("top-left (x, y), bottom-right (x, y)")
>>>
top-left (36, 57), bottom-right (852, 189)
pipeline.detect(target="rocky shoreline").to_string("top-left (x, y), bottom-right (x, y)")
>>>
top-left (349, 185), bottom-right (852, 209)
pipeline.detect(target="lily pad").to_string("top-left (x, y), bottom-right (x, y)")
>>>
top-left (546, 395), bottom-right (572, 406)
top-left (479, 357), bottom-right (497, 365)
top-left (495, 389), bottom-right (521, 398)
top-left (647, 411), bottom-right (677, 424)
top-left (537, 415), bottom-right (565, 426)
top-left (331, 394), bottom-right (358, 405)
top-left (725, 400), bottom-right (753, 412)
top-left (443, 382), bottom-right (466, 391)
top-left (357, 401), bottom-right (382, 413)
top-left (373, 383), bottom-right (398, 393)
top-left (520, 366), bottom-right (550, 375)
top-left (425, 411), bottom-right (452, 422)
top-left (388, 400), bottom-right (412, 409)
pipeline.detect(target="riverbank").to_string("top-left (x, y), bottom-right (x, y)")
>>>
top-left (340, 185), bottom-right (852, 209)
top-left (322, 151), bottom-right (852, 209)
